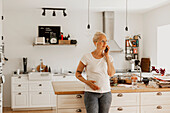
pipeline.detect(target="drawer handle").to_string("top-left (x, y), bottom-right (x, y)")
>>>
top-left (18, 84), bottom-right (21, 87)
top-left (117, 107), bottom-right (123, 111)
top-left (117, 93), bottom-right (123, 97)
top-left (76, 109), bottom-right (82, 112)
top-left (157, 105), bottom-right (162, 109)
top-left (157, 92), bottom-right (162, 96)
top-left (39, 92), bottom-right (42, 94)
top-left (39, 84), bottom-right (42, 86)
top-left (18, 76), bottom-right (21, 79)
top-left (76, 94), bottom-right (82, 98)
top-left (18, 93), bottom-right (21, 95)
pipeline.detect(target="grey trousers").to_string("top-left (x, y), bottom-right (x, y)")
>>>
top-left (84, 91), bottom-right (112, 113)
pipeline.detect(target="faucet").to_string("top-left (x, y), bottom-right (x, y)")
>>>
top-left (137, 65), bottom-right (142, 82)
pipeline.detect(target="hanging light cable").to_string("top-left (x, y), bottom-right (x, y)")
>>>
top-left (125, 0), bottom-right (128, 31)
top-left (87, 0), bottom-right (90, 29)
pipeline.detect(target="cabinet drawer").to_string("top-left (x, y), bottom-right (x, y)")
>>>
top-left (141, 92), bottom-right (170, 105)
top-left (58, 94), bottom-right (85, 108)
top-left (141, 105), bottom-right (170, 113)
top-left (12, 76), bottom-right (28, 83)
top-left (53, 76), bottom-right (78, 81)
top-left (12, 92), bottom-right (28, 108)
top-left (12, 83), bottom-right (28, 92)
top-left (111, 93), bottom-right (139, 106)
top-left (29, 81), bottom-right (53, 91)
top-left (29, 91), bottom-right (53, 107)
top-left (58, 108), bottom-right (86, 113)
top-left (109, 106), bottom-right (139, 113)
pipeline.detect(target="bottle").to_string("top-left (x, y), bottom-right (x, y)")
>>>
top-left (49, 67), bottom-right (51, 73)
top-left (40, 59), bottom-right (43, 72)
top-left (61, 32), bottom-right (63, 40)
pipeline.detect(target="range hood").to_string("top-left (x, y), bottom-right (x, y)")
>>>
top-left (103, 11), bottom-right (123, 52)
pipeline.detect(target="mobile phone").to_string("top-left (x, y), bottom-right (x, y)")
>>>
top-left (105, 47), bottom-right (108, 53)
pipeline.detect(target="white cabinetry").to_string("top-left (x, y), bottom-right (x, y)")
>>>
top-left (110, 93), bottom-right (139, 113)
top-left (141, 92), bottom-right (170, 113)
top-left (11, 75), bottom-right (55, 110)
top-left (56, 93), bottom-right (139, 113)
top-left (11, 76), bottom-right (28, 109)
top-left (57, 94), bottom-right (85, 113)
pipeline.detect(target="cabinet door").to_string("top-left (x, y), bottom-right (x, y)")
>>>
top-left (50, 92), bottom-right (56, 107)
top-left (141, 92), bottom-right (170, 105)
top-left (29, 91), bottom-right (52, 107)
top-left (12, 92), bottom-right (28, 108)
top-left (109, 106), bottom-right (139, 113)
top-left (141, 105), bottom-right (170, 113)
top-left (58, 94), bottom-right (85, 108)
top-left (58, 108), bottom-right (86, 113)
top-left (111, 93), bottom-right (139, 106)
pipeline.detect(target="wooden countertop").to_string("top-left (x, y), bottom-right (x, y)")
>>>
top-left (52, 81), bottom-right (170, 95)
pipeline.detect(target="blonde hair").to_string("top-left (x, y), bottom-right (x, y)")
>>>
top-left (93, 32), bottom-right (106, 42)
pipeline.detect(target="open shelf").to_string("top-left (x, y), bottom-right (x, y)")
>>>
top-left (33, 43), bottom-right (77, 47)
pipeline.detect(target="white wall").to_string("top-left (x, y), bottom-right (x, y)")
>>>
top-left (143, 3), bottom-right (170, 66)
top-left (3, 0), bottom-right (143, 106)
top-left (157, 24), bottom-right (170, 72)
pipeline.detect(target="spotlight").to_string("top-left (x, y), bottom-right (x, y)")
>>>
top-left (52, 10), bottom-right (56, 16)
top-left (63, 10), bottom-right (67, 17)
top-left (42, 9), bottom-right (46, 16)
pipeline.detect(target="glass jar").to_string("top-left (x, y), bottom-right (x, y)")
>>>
top-left (131, 74), bottom-right (138, 89)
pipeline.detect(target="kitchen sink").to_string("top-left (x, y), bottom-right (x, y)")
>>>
top-left (28, 72), bottom-right (52, 81)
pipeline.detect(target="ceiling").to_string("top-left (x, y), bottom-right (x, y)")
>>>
top-left (91, 0), bottom-right (170, 13)
top-left (4, 0), bottom-right (170, 13)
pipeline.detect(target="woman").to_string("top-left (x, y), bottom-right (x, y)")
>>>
top-left (75, 32), bottom-right (115, 113)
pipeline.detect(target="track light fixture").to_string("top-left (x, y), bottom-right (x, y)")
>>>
top-left (42, 8), bottom-right (67, 17)
top-left (42, 9), bottom-right (46, 16)
top-left (52, 10), bottom-right (56, 16)
top-left (63, 10), bottom-right (67, 17)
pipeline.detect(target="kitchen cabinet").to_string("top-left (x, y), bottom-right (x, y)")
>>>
top-left (11, 76), bottom-right (28, 108)
top-left (112, 93), bottom-right (139, 106)
top-left (58, 94), bottom-right (85, 109)
top-left (53, 81), bottom-right (170, 113)
top-left (56, 92), bottom-right (139, 113)
top-left (141, 105), bottom-right (170, 113)
top-left (58, 108), bottom-right (86, 113)
top-left (11, 75), bottom-right (56, 110)
top-left (141, 92), bottom-right (170, 113)
top-left (11, 74), bottom-right (78, 110)
top-left (110, 106), bottom-right (139, 113)
top-left (57, 94), bottom-right (85, 113)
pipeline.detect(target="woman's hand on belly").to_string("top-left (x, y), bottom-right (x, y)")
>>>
top-left (85, 80), bottom-right (100, 90)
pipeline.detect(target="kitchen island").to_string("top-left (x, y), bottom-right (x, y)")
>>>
top-left (52, 81), bottom-right (170, 113)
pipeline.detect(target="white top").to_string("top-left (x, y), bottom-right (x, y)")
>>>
top-left (81, 53), bottom-right (113, 93)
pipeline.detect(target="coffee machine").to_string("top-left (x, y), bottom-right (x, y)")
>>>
top-left (130, 59), bottom-right (140, 72)
top-left (23, 57), bottom-right (27, 74)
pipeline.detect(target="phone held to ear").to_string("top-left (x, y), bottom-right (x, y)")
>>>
top-left (105, 47), bottom-right (108, 53)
